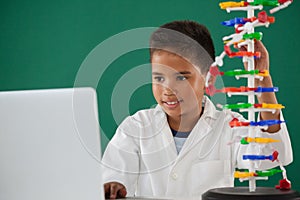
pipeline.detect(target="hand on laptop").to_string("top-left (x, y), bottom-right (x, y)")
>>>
top-left (104, 182), bottom-right (127, 199)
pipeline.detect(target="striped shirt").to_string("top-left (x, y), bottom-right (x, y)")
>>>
top-left (171, 128), bottom-right (191, 154)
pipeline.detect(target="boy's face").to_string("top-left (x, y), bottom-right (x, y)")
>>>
top-left (151, 50), bottom-right (205, 119)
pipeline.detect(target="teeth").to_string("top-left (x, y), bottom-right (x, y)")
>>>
top-left (166, 101), bottom-right (178, 105)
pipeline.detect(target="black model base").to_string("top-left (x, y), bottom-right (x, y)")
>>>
top-left (202, 187), bottom-right (300, 200)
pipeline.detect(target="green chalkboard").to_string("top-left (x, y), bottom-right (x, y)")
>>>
top-left (1, 0), bottom-right (299, 191)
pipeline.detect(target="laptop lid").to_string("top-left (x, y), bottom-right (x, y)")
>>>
top-left (0, 87), bottom-right (104, 200)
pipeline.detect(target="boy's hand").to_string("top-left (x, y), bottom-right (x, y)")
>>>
top-left (104, 182), bottom-right (127, 199)
top-left (238, 40), bottom-right (271, 87)
top-left (238, 40), bottom-right (281, 133)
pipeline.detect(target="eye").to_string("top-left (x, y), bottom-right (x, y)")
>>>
top-left (176, 75), bottom-right (187, 81)
top-left (153, 76), bottom-right (165, 82)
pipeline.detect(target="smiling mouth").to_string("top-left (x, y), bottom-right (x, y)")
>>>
top-left (162, 100), bottom-right (183, 108)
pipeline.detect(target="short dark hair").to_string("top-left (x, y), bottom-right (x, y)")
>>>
top-left (150, 20), bottom-right (215, 74)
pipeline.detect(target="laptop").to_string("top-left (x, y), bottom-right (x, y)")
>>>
top-left (0, 88), bottom-right (104, 200)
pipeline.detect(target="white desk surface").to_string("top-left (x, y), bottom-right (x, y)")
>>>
top-left (125, 198), bottom-right (161, 199)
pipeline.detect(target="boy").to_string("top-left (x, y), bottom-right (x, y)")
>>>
top-left (102, 20), bottom-right (293, 199)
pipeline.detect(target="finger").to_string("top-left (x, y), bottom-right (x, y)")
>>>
top-left (236, 44), bottom-right (247, 51)
top-left (110, 184), bottom-right (121, 199)
top-left (117, 187), bottom-right (127, 198)
top-left (104, 183), bottom-right (111, 199)
top-left (104, 183), bottom-right (110, 193)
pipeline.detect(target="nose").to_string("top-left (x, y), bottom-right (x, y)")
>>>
top-left (163, 81), bottom-right (178, 96)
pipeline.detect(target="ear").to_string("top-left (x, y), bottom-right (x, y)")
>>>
top-left (206, 73), bottom-right (216, 88)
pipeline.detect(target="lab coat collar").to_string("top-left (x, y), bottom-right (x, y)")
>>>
top-left (176, 97), bottom-right (221, 159)
top-left (201, 96), bottom-right (218, 120)
top-left (153, 96), bottom-right (220, 161)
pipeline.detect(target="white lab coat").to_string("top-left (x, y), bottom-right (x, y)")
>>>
top-left (101, 96), bottom-right (293, 199)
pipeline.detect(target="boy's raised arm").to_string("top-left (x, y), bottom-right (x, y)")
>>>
top-left (242, 40), bottom-right (280, 133)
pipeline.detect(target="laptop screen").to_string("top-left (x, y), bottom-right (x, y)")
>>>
top-left (0, 88), bottom-right (104, 200)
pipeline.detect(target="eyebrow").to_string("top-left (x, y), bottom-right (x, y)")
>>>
top-left (152, 72), bottom-right (163, 75)
top-left (175, 71), bottom-right (192, 75)
top-left (152, 71), bottom-right (192, 75)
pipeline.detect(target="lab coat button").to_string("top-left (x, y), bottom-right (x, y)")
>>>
top-left (172, 172), bottom-right (178, 180)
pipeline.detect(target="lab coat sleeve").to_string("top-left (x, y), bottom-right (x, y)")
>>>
top-left (234, 111), bottom-right (293, 170)
top-left (101, 117), bottom-right (140, 196)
